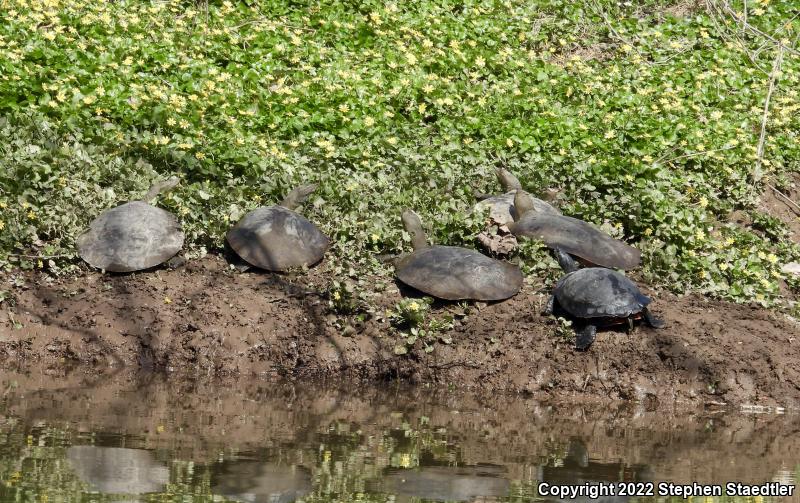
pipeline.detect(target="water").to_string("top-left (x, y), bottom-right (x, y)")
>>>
top-left (0, 371), bottom-right (797, 502)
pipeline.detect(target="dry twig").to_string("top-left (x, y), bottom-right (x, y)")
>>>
top-left (753, 46), bottom-right (783, 184)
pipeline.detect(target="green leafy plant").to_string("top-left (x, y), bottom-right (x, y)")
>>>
top-left (388, 298), bottom-right (454, 354)
top-left (0, 0), bottom-right (798, 308)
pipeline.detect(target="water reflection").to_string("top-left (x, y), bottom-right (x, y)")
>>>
top-left (211, 461), bottom-right (312, 503)
top-left (0, 370), bottom-right (797, 503)
top-left (375, 465), bottom-right (511, 502)
top-left (66, 446), bottom-right (169, 494)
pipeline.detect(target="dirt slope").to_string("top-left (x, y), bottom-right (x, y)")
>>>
top-left (1, 255), bottom-right (799, 408)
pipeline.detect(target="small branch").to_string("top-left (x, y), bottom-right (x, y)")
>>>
top-left (767, 184), bottom-right (800, 216)
top-left (7, 253), bottom-right (72, 260)
top-left (657, 145), bottom-right (736, 165)
top-left (716, 0), bottom-right (800, 57)
top-left (753, 46), bottom-right (783, 184)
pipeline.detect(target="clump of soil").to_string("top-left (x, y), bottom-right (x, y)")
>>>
top-left (1, 255), bottom-right (799, 408)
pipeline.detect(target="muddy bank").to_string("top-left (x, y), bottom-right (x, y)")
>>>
top-left (1, 255), bottom-right (799, 408)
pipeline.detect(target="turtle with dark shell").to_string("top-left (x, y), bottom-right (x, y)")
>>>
top-left (508, 190), bottom-right (641, 271)
top-left (544, 252), bottom-right (664, 350)
top-left (394, 210), bottom-right (523, 301)
top-left (226, 184), bottom-right (330, 272)
top-left (77, 177), bottom-right (184, 272)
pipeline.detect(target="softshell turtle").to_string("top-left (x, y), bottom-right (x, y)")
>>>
top-left (474, 168), bottom-right (560, 255)
top-left (474, 167), bottom-right (560, 226)
top-left (544, 253), bottom-right (664, 350)
top-left (77, 177), bottom-right (184, 272)
top-left (395, 210), bottom-right (523, 301)
top-left (226, 184), bottom-right (330, 272)
top-left (509, 190), bottom-right (641, 271)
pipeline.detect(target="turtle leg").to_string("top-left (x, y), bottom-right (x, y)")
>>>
top-left (626, 317), bottom-right (635, 333)
top-left (543, 295), bottom-right (555, 316)
top-left (554, 248), bottom-right (579, 274)
top-left (574, 324), bottom-right (597, 351)
top-left (643, 308), bottom-right (665, 329)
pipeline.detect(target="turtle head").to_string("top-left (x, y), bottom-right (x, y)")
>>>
top-left (280, 183), bottom-right (318, 210)
top-left (495, 167), bottom-right (523, 192)
top-left (401, 209), bottom-right (429, 250)
top-left (142, 176), bottom-right (180, 203)
top-left (512, 190), bottom-right (536, 221)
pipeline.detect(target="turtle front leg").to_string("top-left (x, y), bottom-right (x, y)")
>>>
top-left (543, 295), bottom-right (555, 316)
top-left (574, 324), bottom-right (597, 351)
top-left (643, 308), bottom-right (665, 329)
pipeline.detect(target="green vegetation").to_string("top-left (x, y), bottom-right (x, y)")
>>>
top-left (1, 0), bottom-right (799, 306)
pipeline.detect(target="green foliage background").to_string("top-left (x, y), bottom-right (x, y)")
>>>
top-left (1, 0), bottom-right (799, 304)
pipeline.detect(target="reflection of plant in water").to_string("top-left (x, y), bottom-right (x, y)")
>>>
top-left (0, 416), bottom-right (791, 503)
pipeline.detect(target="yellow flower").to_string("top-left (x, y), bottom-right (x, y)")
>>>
top-left (371, 233), bottom-right (379, 243)
top-left (475, 56), bottom-right (485, 68)
top-left (163, 297), bottom-right (172, 304)
top-left (333, 291), bottom-right (341, 301)
top-left (699, 196), bottom-right (708, 208)
top-left (27, 211), bottom-right (36, 220)
top-left (418, 103), bottom-right (427, 114)
top-left (363, 116), bottom-right (375, 127)
top-left (0, 220), bottom-right (4, 230)
top-left (719, 263), bottom-right (729, 271)
top-left (408, 301), bottom-right (420, 312)
top-left (506, 138), bottom-right (514, 147)
top-left (386, 137), bottom-right (398, 145)
top-left (195, 152), bottom-right (206, 160)
top-left (166, 117), bottom-right (177, 126)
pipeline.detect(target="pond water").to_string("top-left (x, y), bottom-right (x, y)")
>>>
top-left (0, 371), bottom-right (797, 502)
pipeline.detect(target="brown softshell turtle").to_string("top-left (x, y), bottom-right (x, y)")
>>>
top-left (226, 184), bottom-right (330, 272)
top-left (394, 210), bottom-right (523, 301)
top-left (474, 167), bottom-right (560, 226)
top-left (508, 190), bottom-right (641, 271)
top-left (77, 177), bottom-right (184, 272)
top-left (544, 252), bottom-right (664, 350)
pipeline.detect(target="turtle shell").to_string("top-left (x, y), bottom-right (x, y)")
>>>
top-left (508, 213), bottom-right (640, 269)
top-left (554, 268), bottom-right (650, 319)
top-left (77, 201), bottom-right (184, 273)
top-left (227, 206), bottom-right (330, 272)
top-left (395, 245), bottom-right (523, 301)
top-left (474, 191), bottom-right (560, 226)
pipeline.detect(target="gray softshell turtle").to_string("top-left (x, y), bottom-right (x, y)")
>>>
top-left (474, 168), bottom-right (560, 255)
top-left (77, 177), bottom-right (184, 272)
top-left (226, 184), bottom-right (330, 272)
top-left (545, 253), bottom-right (664, 350)
top-left (394, 210), bottom-right (523, 301)
top-left (508, 190), bottom-right (641, 271)
top-left (474, 167), bottom-right (561, 226)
